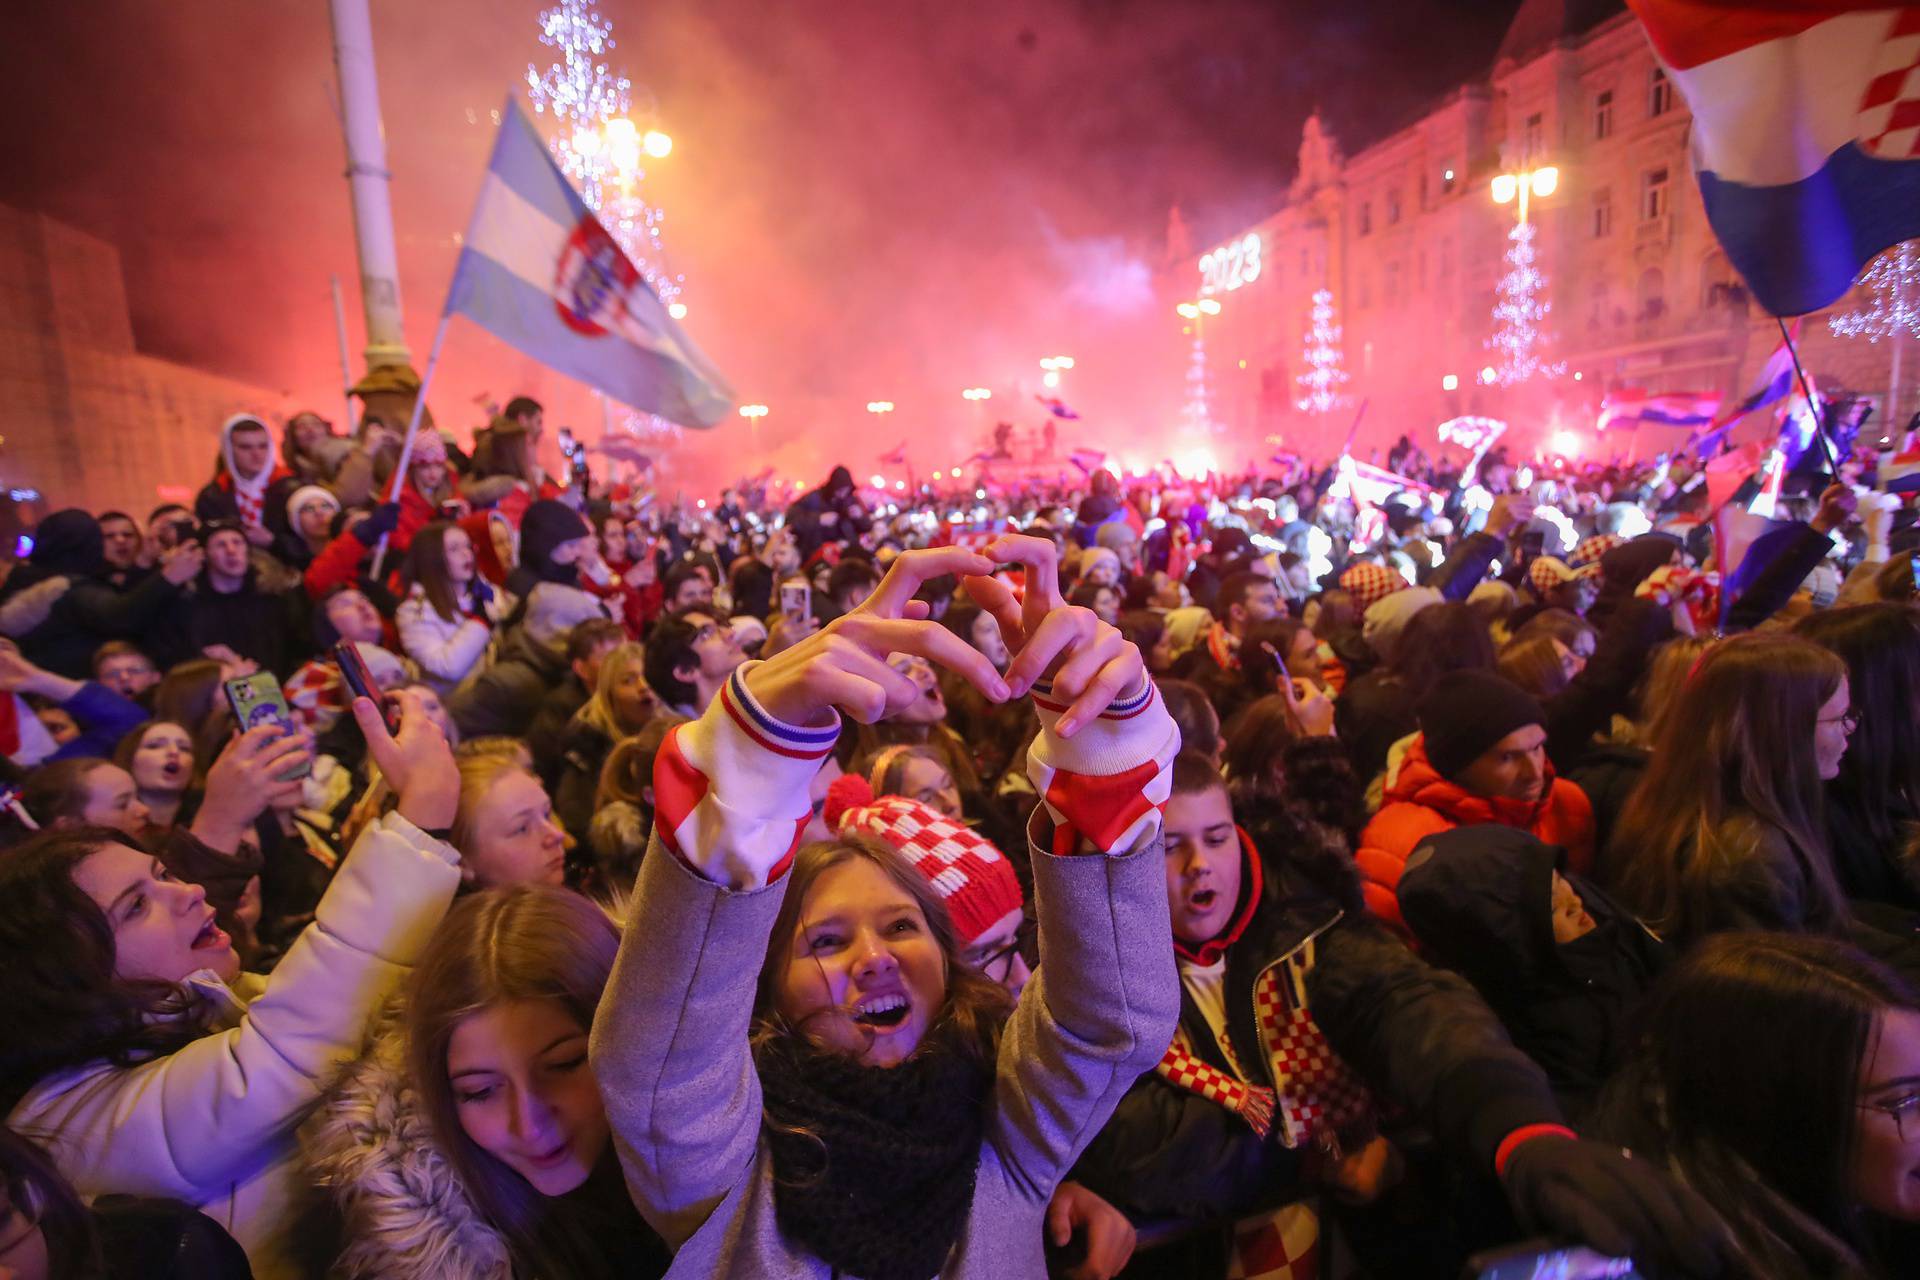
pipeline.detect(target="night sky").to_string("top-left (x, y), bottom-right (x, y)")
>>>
top-left (1, 0), bottom-right (1531, 484)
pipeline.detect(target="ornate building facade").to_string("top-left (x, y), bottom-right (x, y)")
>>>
top-left (1173, 1), bottom-right (1914, 461)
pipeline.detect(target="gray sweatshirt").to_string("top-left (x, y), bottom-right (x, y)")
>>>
top-left (591, 664), bottom-right (1180, 1277)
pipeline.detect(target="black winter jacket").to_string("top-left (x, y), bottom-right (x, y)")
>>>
top-left (1397, 826), bottom-right (1668, 1120)
top-left (1073, 818), bottom-right (1568, 1229)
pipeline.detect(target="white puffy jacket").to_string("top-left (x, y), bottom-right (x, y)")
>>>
top-left (394, 584), bottom-right (514, 693)
top-left (7, 812), bottom-right (463, 1280)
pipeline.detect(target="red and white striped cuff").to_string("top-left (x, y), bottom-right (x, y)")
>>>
top-left (653, 663), bottom-right (840, 890)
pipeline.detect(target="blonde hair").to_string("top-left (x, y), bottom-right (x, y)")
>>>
top-left (452, 752), bottom-right (540, 857)
top-left (572, 642), bottom-right (652, 743)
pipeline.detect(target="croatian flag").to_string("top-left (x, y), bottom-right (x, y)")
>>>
top-left (1627, 3), bottom-right (1920, 315)
top-left (1597, 390), bottom-right (1724, 431)
top-left (1730, 323), bottom-right (1802, 418)
top-left (1068, 446), bottom-right (1107, 474)
top-left (878, 442), bottom-right (907, 465)
top-left (1036, 395), bottom-right (1082, 420)
top-left (445, 97), bottom-right (735, 428)
top-left (1884, 446), bottom-right (1920, 491)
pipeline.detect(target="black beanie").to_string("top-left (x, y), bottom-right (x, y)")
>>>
top-left (517, 499), bottom-right (591, 587)
top-left (1418, 669), bottom-right (1545, 780)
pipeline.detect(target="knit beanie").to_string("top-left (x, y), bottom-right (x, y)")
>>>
top-left (1527, 555), bottom-right (1579, 597)
top-left (287, 485), bottom-right (341, 522)
top-left (822, 775), bottom-right (1024, 946)
top-left (1077, 545), bottom-right (1121, 582)
top-left (1340, 561), bottom-right (1409, 613)
top-left (1569, 533), bottom-right (1624, 571)
top-left (1418, 670), bottom-right (1545, 780)
top-left (516, 499), bottom-right (590, 587)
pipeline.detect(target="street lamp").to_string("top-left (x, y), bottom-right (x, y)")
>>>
top-left (1491, 164), bottom-right (1559, 224)
top-left (866, 401), bottom-right (895, 415)
top-left (738, 404), bottom-right (769, 420)
top-left (961, 388), bottom-right (991, 401)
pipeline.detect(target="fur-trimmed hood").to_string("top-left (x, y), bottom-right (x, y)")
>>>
top-left (302, 1003), bottom-right (514, 1280)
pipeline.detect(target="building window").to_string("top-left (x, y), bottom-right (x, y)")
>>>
top-left (1594, 90), bottom-right (1613, 140)
top-left (1649, 67), bottom-right (1674, 117)
top-left (1419, 172), bottom-right (1429, 209)
top-left (1524, 111), bottom-right (1545, 158)
top-left (1358, 202), bottom-right (1372, 236)
top-left (1592, 187), bottom-right (1613, 238)
top-left (1357, 271), bottom-right (1372, 309)
top-left (1642, 167), bottom-right (1669, 220)
top-left (1438, 237), bottom-right (1454, 282)
top-left (1386, 189), bottom-right (1402, 225)
top-left (1385, 260), bottom-right (1402, 302)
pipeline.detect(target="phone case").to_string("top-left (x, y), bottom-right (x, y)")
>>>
top-left (222, 673), bottom-right (312, 781)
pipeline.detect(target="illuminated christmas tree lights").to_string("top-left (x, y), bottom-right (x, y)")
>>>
top-left (1296, 288), bottom-right (1350, 414)
top-left (526, 0), bottom-right (686, 445)
top-left (1488, 220), bottom-right (1564, 386)
top-left (1829, 242), bottom-right (1920, 343)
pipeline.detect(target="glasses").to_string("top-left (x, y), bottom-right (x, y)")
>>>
top-left (1819, 710), bottom-right (1862, 734)
top-left (1859, 1091), bottom-right (1920, 1142)
top-left (969, 917), bottom-right (1034, 985)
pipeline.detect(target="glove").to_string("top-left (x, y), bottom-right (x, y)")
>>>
top-left (1500, 1135), bottom-right (1733, 1278)
top-left (350, 502), bottom-right (400, 544)
top-left (1026, 678), bottom-right (1179, 856)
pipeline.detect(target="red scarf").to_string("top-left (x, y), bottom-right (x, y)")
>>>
top-left (1158, 829), bottom-right (1374, 1150)
top-left (1206, 621), bottom-right (1241, 672)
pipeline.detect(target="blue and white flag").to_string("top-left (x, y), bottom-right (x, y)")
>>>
top-left (445, 96), bottom-right (734, 428)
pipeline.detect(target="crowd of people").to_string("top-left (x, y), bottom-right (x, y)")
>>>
top-left (0, 399), bottom-right (1916, 1280)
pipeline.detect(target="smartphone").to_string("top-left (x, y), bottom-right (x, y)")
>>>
top-left (1519, 529), bottom-right (1546, 559)
top-left (779, 576), bottom-right (811, 622)
top-left (334, 640), bottom-right (397, 732)
top-left (222, 672), bottom-right (312, 781)
top-left (1463, 1242), bottom-right (1637, 1280)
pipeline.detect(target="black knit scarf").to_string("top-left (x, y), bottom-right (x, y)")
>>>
top-left (756, 1034), bottom-right (992, 1280)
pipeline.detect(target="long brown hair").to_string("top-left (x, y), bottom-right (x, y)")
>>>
top-left (1795, 604), bottom-right (1920, 844)
top-left (0, 827), bottom-right (207, 1108)
top-left (404, 885), bottom-right (621, 1274)
top-left (753, 836), bottom-right (1010, 1071)
top-left (401, 521), bottom-right (466, 624)
top-left (1606, 633), bottom-right (1851, 938)
top-left (1595, 933), bottom-right (1916, 1278)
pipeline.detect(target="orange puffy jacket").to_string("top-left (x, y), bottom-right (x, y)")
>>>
top-left (1356, 734), bottom-right (1595, 938)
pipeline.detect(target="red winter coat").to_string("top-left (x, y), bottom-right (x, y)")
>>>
top-left (1356, 734), bottom-right (1594, 938)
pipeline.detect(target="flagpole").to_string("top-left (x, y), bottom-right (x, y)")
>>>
top-left (368, 311), bottom-right (454, 580)
top-left (330, 274), bottom-right (358, 432)
top-left (1775, 315), bottom-right (1840, 473)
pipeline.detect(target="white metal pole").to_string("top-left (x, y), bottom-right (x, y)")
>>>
top-left (328, 0), bottom-right (410, 370)
top-left (330, 274), bottom-right (358, 430)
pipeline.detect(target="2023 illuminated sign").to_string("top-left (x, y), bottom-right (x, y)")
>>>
top-left (1199, 233), bottom-right (1262, 295)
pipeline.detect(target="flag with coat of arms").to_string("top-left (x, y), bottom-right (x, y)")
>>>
top-left (1626, 1), bottom-right (1920, 316)
top-left (443, 95), bottom-right (735, 428)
